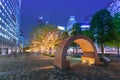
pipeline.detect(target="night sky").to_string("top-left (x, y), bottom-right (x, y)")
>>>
top-left (21, 0), bottom-right (113, 40)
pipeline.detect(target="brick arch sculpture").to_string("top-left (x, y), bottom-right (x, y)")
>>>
top-left (54, 34), bottom-right (100, 69)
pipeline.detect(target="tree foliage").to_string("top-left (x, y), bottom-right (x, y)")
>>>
top-left (90, 9), bottom-right (116, 55)
top-left (70, 23), bottom-right (82, 54)
top-left (71, 23), bottom-right (82, 36)
top-left (62, 31), bottom-right (69, 39)
top-left (113, 12), bottom-right (120, 39)
top-left (112, 12), bottom-right (120, 56)
top-left (82, 30), bottom-right (91, 38)
top-left (30, 25), bottom-right (62, 54)
top-left (107, 13), bottom-right (120, 46)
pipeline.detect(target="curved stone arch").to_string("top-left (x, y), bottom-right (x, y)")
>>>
top-left (54, 34), bottom-right (100, 69)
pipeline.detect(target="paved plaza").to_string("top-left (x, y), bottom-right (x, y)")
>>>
top-left (0, 53), bottom-right (120, 80)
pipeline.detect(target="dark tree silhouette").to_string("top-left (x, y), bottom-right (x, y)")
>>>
top-left (90, 9), bottom-right (116, 55)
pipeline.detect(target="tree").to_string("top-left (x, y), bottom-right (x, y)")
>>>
top-left (71, 23), bottom-right (81, 54)
top-left (62, 31), bottom-right (69, 39)
top-left (30, 25), bottom-right (62, 54)
top-left (71, 23), bottom-right (82, 36)
top-left (90, 9), bottom-right (116, 55)
top-left (112, 12), bottom-right (120, 56)
top-left (82, 30), bottom-right (91, 38)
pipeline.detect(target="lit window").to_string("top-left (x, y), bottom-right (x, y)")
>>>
top-left (2, 0), bottom-right (4, 2)
top-left (0, 1), bottom-right (2, 6)
top-left (2, 5), bottom-right (4, 9)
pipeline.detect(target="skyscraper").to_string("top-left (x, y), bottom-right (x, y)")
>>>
top-left (38, 16), bottom-right (45, 26)
top-left (66, 16), bottom-right (76, 33)
top-left (107, 0), bottom-right (120, 16)
top-left (0, 0), bottom-right (21, 55)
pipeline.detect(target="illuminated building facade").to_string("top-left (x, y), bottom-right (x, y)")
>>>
top-left (57, 26), bottom-right (65, 31)
top-left (107, 0), bottom-right (120, 16)
top-left (0, 0), bottom-right (21, 55)
top-left (80, 23), bottom-right (90, 31)
top-left (38, 16), bottom-right (45, 25)
top-left (67, 16), bottom-right (76, 33)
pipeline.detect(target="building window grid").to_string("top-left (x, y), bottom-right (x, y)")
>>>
top-left (0, 0), bottom-right (20, 43)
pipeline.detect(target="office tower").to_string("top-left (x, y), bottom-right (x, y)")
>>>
top-left (67, 16), bottom-right (77, 32)
top-left (0, 0), bottom-right (21, 55)
top-left (80, 23), bottom-right (90, 31)
top-left (107, 0), bottom-right (120, 16)
top-left (38, 16), bottom-right (45, 26)
top-left (85, 15), bottom-right (92, 23)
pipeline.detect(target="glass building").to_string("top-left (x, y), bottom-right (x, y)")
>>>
top-left (80, 23), bottom-right (90, 31)
top-left (0, 0), bottom-right (21, 55)
top-left (66, 16), bottom-right (77, 34)
top-left (107, 0), bottom-right (120, 16)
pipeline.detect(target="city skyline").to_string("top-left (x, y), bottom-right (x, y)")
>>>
top-left (0, 0), bottom-right (120, 80)
top-left (21, 0), bottom-right (113, 39)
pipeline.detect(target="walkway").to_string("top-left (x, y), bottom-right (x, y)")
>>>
top-left (0, 53), bottom-right (119, 80)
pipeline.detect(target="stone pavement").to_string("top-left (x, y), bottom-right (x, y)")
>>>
top-left (0, 53), bottom-right (79, 80)
top-left (0, 53), bottom-right (119, 80)
top-left (0, 60), bottom-right (79, 80)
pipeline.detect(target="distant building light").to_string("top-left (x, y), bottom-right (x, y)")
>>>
top-left (70, 18), bottom-right (75, 21)
top-left (39, 16), bottom-right (43, 20)
top-left (81, 25), bottom-right (90, 28)
top-left (70, 16), bottom-right (75, 21)
top-left (0, 1), bottom-right (2, 6)
top-left (58, 26), bottom-right (65, 31)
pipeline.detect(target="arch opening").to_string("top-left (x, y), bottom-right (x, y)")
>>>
top-left (54, 34), bottom-right (100, 69)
